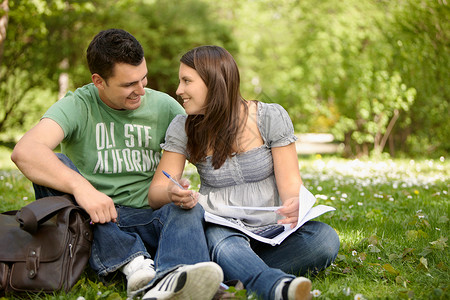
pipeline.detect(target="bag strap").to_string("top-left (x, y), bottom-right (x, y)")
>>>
top-left (15, 196), bottom-right (76, 234)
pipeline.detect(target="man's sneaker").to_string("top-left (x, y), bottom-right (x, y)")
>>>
top-left (142, 262), bottom-right (223, 300)
top-left (121, 255), bottom-right (156, 295)
top-left (276, 277), bottom-right (312, 300)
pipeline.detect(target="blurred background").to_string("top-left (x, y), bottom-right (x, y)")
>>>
top-left (0, 0), bottom-right (448, 167)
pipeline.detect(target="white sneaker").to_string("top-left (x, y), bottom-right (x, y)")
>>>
top-left (121, 256), bottom-right (156, 295)
top-left (275, 277), bottom-right (312, 300)
top-left (142, 262), bottom-right (223, 300)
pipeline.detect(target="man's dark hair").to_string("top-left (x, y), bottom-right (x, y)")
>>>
top-left (86, 29), bottom-right (144, 80)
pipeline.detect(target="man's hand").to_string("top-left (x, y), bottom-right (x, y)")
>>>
top-left (73, 188), bottom-right (117, 224)
top-left (276, 197), bottom-right (299, 228)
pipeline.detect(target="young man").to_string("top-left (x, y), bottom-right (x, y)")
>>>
top-left (11, 29), bottom-right (222, 300)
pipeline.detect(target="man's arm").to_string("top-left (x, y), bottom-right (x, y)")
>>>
top-left (11, 118), bottom-right (117, 223)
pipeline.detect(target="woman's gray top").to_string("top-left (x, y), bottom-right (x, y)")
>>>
top-left (161, 101), bottom-right (298, 226)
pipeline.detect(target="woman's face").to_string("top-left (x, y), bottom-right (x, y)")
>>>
top-left (176, 63), bottom-right (208, 115)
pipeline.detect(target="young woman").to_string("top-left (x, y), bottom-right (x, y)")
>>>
top-left (148, 45), bottom-right (340, 300)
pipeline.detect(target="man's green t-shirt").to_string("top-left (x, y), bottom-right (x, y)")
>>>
top-left (43, 83), bottom-right (185, 208)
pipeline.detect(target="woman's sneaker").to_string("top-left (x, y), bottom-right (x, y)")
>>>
top-left (276, 277), bottom-right (312, 300)
top-left (142, 262), bottom-right (223, 300)
top-left (121, 256), bottom-right (156, 295)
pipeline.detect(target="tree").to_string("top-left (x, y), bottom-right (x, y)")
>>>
top-left (0, 0), bottom-right (8, 65)
top-left (386, 0), bottom-right (450, 157)
top-left (0, 0), bottom-right (235, 141)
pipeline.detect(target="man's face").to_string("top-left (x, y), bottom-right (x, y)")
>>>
top-left (94, 58), bottom-right (148, 110)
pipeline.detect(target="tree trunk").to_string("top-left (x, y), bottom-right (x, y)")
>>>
top-left (0, 0), bottom-right (9, 65)
top-left (58, 58), bottom-right (69, 99)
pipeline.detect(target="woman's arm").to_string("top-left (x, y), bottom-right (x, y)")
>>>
top-left (272, 143), bottom-right (303, 227)
top-left (148, 151), bottom-right (197, 209)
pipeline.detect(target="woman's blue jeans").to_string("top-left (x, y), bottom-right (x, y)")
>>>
top-left (206, 221), bottom-right (339, 300)
top-left (34, 153), bottom-right (210, 280)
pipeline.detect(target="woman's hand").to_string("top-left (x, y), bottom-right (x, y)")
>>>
top-left (276, 197), bottom-right (299, 228)
top-left (169, 178), bottom-right (199, 210)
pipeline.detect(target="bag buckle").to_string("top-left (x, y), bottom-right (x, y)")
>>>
top-left (26, 247), bottom-right (40, 279)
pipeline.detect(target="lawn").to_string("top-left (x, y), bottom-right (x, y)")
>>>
top-left (1, 155), bottom-right (448, 299)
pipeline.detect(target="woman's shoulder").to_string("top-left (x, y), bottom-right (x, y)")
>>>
top-left (257, 101), bottom-right (290, 122)
top-left (255, 101), bottom-right (296, 146)
top-left (167, 114), bottom-right (187, 132)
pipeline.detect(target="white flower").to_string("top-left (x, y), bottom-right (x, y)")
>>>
top-left (343, 287), bottom-right (351, 296)
top-left (76, 297), bottom-right (86, 300)
top-left (352, 250), bottom-right (358, 256)
top-left (312, 289), bottom-right (321, 297)
top-left (357, 202), bottom-right (363, 206)
top-left (354, 294), bottom-right (366, 300)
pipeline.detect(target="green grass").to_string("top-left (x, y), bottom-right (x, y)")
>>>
top-left (1, 155), bottom-right (448, 299)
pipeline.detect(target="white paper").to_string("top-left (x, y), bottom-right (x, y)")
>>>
top-left (218, 205), bottom-right (282, 211)
top-left (204, 185), bottom-right (336, 246)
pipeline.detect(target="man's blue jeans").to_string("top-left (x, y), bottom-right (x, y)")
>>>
top-left (34, 153), bottom-right (210, 281)
top-left (206, 221), bottom-right (339, 300)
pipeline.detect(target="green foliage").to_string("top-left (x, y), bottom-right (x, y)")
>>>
top-left (0, 0), bottom-right (235, 138)
top-left (0, 67), bottom-right (56, 141)
top-left (386, 0), bottom-right (450, 158)
top-left (203, 0), bottom-right (448, 158)
top-left (0, 0), bottom-right (448, 157)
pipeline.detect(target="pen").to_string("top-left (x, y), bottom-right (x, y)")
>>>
top-left (162, 170), bottom-right (185, 190)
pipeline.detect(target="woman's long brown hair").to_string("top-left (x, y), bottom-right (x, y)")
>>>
top-left (180, 46), bottom-right (247, 169)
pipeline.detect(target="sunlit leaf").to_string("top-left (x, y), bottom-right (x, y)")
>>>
top-left (418, 247), bottom-right (433, 257)
top-left (429, 236), bottom-right (448, 250)
top-left (419, 257), bottom-right (428, 270)
top-left (336, 254), bottom-right (347, 262)
top-left (368, 235), bottom-right (380, 246)
top-left (369, 245), bottom-right (381, 253)
top-left (106, 293), bottom-right (122, 300)
top-left (383, 263), bottom-right (400, 275)
top-left (389, 253), bottom-right (402, 260)
top-left (402, 248), bottom-right (415, 257)
top-left (405, 230), bottom-right (428, 240)
top-left (395, 275), bottom-right (408, 288)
